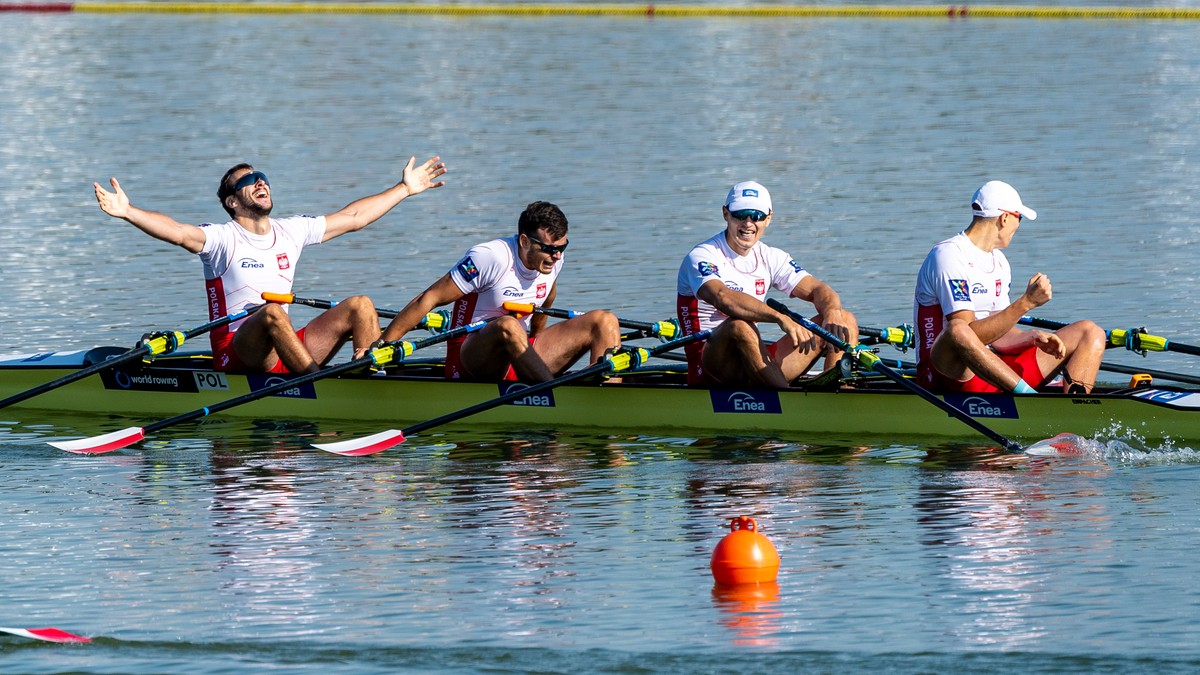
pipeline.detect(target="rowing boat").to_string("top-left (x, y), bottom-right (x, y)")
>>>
top-left (2, 346), bottom-right (1198, 445)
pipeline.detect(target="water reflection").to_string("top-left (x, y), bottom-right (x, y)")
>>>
top-left (915, 472), bottom-right (1055, 648)
top-left (203, 421), bottom-right (327, 634)
top-left (711, 581), bottom-right (782, 648)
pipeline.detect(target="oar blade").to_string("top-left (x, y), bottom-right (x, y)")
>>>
top-left (312, 429), bottom-right (407, 456)
top-left (1024, 432), bottom-right (1089, 456)
top-left (48, 427), bottom-right (146, 454)
top-left (0, 626), bottom-right (91, 643)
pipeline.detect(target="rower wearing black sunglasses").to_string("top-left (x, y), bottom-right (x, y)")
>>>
top-left (379, 201), bottom-right (621, 383)
top-left (676, 180), bottom-right (860, 388)
top-left (93, 155), bottom-right (446, 374)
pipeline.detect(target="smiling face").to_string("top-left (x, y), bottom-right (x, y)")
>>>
top-left (722, 206), bottom-right (772, 256)
top-left (226, 168), bottom-right (273, 217)
top-left (518, 227), bottom-right (568, 274)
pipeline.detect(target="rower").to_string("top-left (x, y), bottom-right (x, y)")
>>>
top-left (675, 180), bottom-right (860, 388)
top-left (93, 156), bottom-right (446, 375)
top-left (376, 201), bottom-right (621, 383)
top-left (913, 180), bottom-right (1106, 394)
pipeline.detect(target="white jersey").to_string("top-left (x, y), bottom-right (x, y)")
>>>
top-left (198, 215), bottom-right (326, 347)
top-left (676, 231), bottom-right (811, 333)
top-left (446, 235), bottom-right (563, 330)
top-left (913, 231), bottom-right (1011, 366)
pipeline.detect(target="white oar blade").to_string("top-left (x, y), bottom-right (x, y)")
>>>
top-left (312, 429), bottom-right (407, 456)
top-left (1025, 432), bottom-right (1088, 456)
top-left (0, 626), bottom-right (91, 643)
top-left (48, 427), bottom-right (146, 454)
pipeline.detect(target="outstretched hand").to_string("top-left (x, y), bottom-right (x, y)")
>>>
top-left (94, 177), bottom-right (130, 219)
top-left (401, 156), bottom-right (447, 196)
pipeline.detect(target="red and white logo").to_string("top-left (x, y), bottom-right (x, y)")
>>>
top-left (995, 279), bottom-right (1001, 296)
top-left (756, 279), bottom-right (766, 295)
top-left (277, 253), bottom-right (290, 270)
top-left (537, 283), bottom-right (547, 299)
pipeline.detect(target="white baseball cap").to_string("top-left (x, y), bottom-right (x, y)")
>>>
top-left (725, 181), bottom-right (772, 214)
top-left (971, 180), bottom-right (1037, 221)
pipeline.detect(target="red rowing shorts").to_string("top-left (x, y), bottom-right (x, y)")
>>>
top-left (920, 345), bottom-right (1044, 393)
top-left (212, 328), bottom-right (306, 374)
top-left (444, 334), bottom-right (534, 381)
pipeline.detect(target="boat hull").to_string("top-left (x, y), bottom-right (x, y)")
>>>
top-left (1, 348), bottom-right (1198, 444)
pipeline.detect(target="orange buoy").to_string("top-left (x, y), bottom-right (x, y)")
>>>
top-left (710, 516), bottom-right (780, 585)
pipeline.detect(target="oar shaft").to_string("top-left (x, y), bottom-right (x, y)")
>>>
top-left (501, 302), bottom-right (678, 339)
top-left (768, 299), bottom-right (1022, 452)
top-left (263, 292), bottom-right (401, 319)
top-left (1019, 316), bottom-right (1200, 356)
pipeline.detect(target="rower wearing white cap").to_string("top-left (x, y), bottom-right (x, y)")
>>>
top-left (676, 180), bottom-right (860, 388)
top-left (914, 180), bottom-right (1105, 394)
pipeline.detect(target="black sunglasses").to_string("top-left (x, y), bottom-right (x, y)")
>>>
top-left (232, 171), bottom-right (269, 192)
top-left (525, 234), bottom-right (569, 255)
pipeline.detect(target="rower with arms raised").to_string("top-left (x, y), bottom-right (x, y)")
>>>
top-left (93, 156), bottom-right (446, 374)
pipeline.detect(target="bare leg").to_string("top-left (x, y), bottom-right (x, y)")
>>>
top-left (533, 310), bottom-right (623, 379)
top-left (930, 318), bottom-right (1027, 392)
top-left (1036, 320), bottom-right (1107, 393)
top-left (460, 316), bottom-right (552, 382)
top-left (300, 295), bottom-right (381, 365)
top-left (230, 304), bottom-right (317, 373)
top-left (701, 319), bottom-right (789, 388)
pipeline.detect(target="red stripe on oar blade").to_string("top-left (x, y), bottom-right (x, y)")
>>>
top-left (1024, 432), bottom-right (1088, 456)
top-left (0, 626), bottom-right (91, 643)
top-left (48, 427), bottom-right (146, 454)
top-left (312, 430), bottom-right (407, 456)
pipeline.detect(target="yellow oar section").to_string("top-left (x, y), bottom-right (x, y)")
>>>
top-left (40, 4), bottom-right (1200, 19)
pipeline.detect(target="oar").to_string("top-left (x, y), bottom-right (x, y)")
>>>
top-left (767, 299), bottom-right (1023, 452)
top-left (47, 318), bottom-right (495, 455)
top-left (0, 626), bottom-right (91, 643)
top-left (0, 305), bottom-right (265, 413)
top-left (501, 301), bottom-right (678, 340)
top-left (312, 329), bottom-right (712, 456)
top-left (262, 292), bottom-right (449, 330)
top-left (1019, 316), bottom-right (1200, 357)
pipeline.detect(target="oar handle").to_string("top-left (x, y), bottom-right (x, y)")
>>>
top-left (768, 299), bottom-right (1022, 452)
top-left (142, 318), bottom-right (493, 435)
top-left (262, 292), bottom-right (406, 320)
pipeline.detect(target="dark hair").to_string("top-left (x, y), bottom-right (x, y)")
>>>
top-left (217, 163), bottom-right (254, 217)
top-left (517, 201), bottom-right (568, 239)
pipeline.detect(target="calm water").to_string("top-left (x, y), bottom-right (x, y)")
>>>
top-left (2, 5), bottom-right (1200, 673)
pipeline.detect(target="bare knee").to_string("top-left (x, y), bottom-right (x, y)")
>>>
top-left (1077, 320), bottom-right (1107, 351)
top-left (343, 295), bottom-right (376, 316)
top-left (259, 303), bottom-right (294, 329)
top-left (584, 310), bottom-right (621, 341)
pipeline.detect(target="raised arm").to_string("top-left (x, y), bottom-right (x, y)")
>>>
top-left (322, 156), bottom-right (447, 241)
top-left (94, 177), bottom-right (206, 253)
